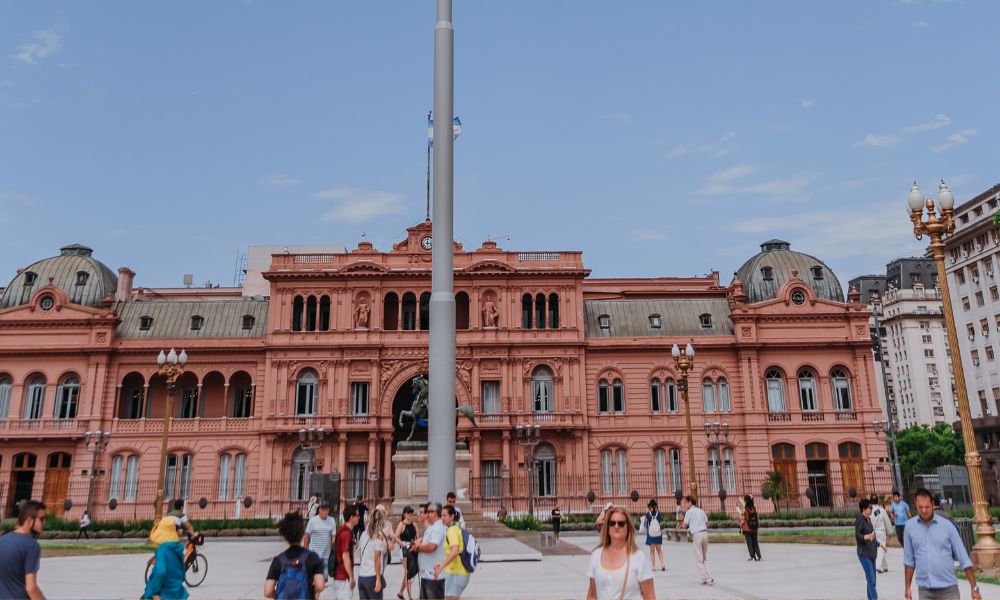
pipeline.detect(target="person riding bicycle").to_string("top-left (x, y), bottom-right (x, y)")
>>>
top-left (145, 500), bottom-right (197, 600)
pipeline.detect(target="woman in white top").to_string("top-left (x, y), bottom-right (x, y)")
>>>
top-left (357, 508), bottom-right (387, 599)
top-left (586, 507), bottom-right (655, 600)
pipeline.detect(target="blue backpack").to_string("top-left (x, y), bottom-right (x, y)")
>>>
top-left (458, 528), bottom-right (481, 573)
top-left (275, 551), bottom-right (312, 600)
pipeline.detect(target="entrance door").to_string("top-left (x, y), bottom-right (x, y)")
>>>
top-left (534, 443), bottom-right (556, 497)
top-left (805, 443), bottom-right (831, 507)
top-left (838, 442), bottom-right (865, 500)
top-left (771, 443), bottom-right (799, 507)
top-left (7, 453), bottom-right (37, 518)
top-left (43, 452), bottom-right (72, 516)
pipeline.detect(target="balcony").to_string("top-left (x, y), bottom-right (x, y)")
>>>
top-left (346, 415), bottom-right (370, 426)
top-left (0, 418), bottom-right (88, 437)
top-left (767, 412), bottom-right (791, 422)
top-left (112, 417), bottom-right (260, 434)
top-left (479, 414), bottom-right (505, 424)
top-left (802, 412), bottom-right (826, 422)
top-left (835, 411), bottom-right (858, 422)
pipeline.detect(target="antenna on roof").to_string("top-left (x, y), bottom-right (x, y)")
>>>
top-left (487, 234), bottom-right (511, 243)
top-left (182, 274), bottom-right (193, 288)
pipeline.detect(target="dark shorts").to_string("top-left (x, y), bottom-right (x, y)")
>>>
top-left (358, 575), bottom-right (383, 599)
top-left (420, 578), bottom-right (445, 600)
top-left (918, 586), bottom-right (960, 600)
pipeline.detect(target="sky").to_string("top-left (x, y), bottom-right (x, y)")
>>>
top-left (1, 1), bottom-right (997, 290)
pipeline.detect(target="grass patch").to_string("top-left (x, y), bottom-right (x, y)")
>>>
top-left (39, 542), bottom-right (154, 558)
top-left (713, 529), bottom-right (854, 546)
top-left (958, 570), bottom-right (1000, 586)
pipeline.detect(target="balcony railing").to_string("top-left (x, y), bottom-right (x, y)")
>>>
top-left (802, 412), bottom-right (826, 422)
top-left (479, 414), bottom-right (505, 424)
top-left (112, 417), bottom-right (259, 434)
top-left (767, 412), bottom-right (791, 422)
top-left (835, 411), bottom-right (858, 422)
top-left (346, 415), bottom-right (370, 425)
top-left (0, 418), bottom-right (88, 434)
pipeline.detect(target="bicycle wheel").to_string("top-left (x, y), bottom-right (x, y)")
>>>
top-left (144, 557), bottom-right (154, 583)
top-left (185, 553), bottom-right (208, 587)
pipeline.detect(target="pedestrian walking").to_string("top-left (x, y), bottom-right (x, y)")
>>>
top-left (331, 505), bottom-right (359, 600)
top-left (304, 500), bottom-right (336, 581)
top-left (585, 506), bottom-right (655, 600)
top-left (307, 495), bottom-right (320, 519)
top-left (890, 491), bottom-right (910, 548)
top-left (678, 496), bottom-right (712, 586)
top-left (395, 506), bottom-right (419, 600)
top-left (357, 507), bottom-right (388, 599)
top-left (445, 492), bottom-right (465, 529)
top-left (739, 495), bottom-right (761, 561)
top-left (433, 505), bottom-right (471, 600)
top-left (869, 495), bottom-right (891, 573)
top-left (641, 499), bottom-right (665, 571)
top-left (551, 503), bottom-right (563, 542)
top-left (354, 495), bottom-right (370, 543)
top-left (903, 488), bottom-right (981, 600)
top-left (413, 502), bottom-right (447, 600)
top-left (855, 499), bottom-right (879, 600)
top-left (0, 499), bottom-right (47, 600)
top-left (77, 510), bottom-right (91, 540)
top-left (496, 504), bottom-right (508, 522)
top-left (375, 504), bottom-right (396, 566)
top-left (265, 511), bottom-right (325, 600)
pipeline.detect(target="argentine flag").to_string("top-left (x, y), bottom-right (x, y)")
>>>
top-left (427, 113), bottom-right (462, 148)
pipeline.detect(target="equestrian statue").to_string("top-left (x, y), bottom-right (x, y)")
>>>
top-left (398, 375), bottom-right (477, 442)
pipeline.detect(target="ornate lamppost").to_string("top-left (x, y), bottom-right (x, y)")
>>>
top-left (705, 420), bottom-right (730, 512)
top-left (153, 348), bottom-right (187, 522)
top-left (515, 424), bottom-right (541, 518)
top-left (872, 418), bottom-right (904, 499)
top-left (908, 180), bottom-right (1000, 568)
top-left (84, 430), bottom-right (111, 518)
top-left (672, 342), bottom-right (698, 502)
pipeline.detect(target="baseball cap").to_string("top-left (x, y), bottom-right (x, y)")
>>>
top-left (319, 499), bottom-right (331, 509)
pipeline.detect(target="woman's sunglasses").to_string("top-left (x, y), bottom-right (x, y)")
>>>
top-left (608, 519), bottom-right (629, 528)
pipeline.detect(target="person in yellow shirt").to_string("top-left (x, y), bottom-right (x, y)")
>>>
top-left (433, 505), bottom-right (469, 599)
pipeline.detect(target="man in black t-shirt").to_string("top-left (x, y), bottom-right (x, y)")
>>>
top-left (265, 512), bottom-right (325, 599)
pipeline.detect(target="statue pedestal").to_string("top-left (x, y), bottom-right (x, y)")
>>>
top-left (391, 442), bottom-right (472, 512)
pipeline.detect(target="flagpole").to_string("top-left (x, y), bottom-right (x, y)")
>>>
top-left (428, 0), bottom-right (456, 503)
top-left (425, 111), bottom-right (432, 221)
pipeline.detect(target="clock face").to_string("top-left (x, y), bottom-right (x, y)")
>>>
top-left (40, 296), bottom-right (54, 311)
top-left (420, 236), bottom-right (433, 250)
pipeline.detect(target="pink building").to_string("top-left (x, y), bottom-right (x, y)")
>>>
top-left (0, 225), bottom-right (889, 520)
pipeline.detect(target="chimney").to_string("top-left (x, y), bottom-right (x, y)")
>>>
top-left (116, 268), bottom-right (135, 301)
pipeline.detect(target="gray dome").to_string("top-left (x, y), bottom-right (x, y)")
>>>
top-left (0, 244), bottom-right (118, 309)
top-left (735, 239), bottom-right (844, 304)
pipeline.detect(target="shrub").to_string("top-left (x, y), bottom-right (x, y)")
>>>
top-left (500, 515), bottom-right (541, 531)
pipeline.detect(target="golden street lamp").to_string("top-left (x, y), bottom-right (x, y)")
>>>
top-left (672, 342), bottom-right (698, 502)
top-left (152, 348), bottom-right (187, 523)
top-left (908, 180), bottom-right (1000, 569)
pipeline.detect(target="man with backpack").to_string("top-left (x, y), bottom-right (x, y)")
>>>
top-left (433, 505), bottom-right (473, 600)
top-left (331, 505), bottom-right (360, 600)
top-left (265, 511), bottom-right (325, 600)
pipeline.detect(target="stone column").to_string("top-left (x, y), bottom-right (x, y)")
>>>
top-left (338, 433), bottom-right (348, 479)
top-left (471, 432), bottom-right (481, 478)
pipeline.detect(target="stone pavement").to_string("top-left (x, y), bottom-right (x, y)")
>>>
top-left (38, 534), bottom-right (1000, 599)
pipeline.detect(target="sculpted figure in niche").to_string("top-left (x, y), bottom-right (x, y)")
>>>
top-left (353, 298), bottom-right (370, 329)
top-left (482, 300), bottom-right (500, 328)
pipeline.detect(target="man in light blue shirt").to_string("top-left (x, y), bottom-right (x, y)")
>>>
top-left (903, 488), bottom-right (980, 600)
top-left (891, 491), bottom-right (911, 547)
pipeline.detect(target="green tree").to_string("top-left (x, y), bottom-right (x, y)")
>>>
top-left (895, 423), bottom-right (965, 478)
top-left (763, 470), bottom-right (789, 510)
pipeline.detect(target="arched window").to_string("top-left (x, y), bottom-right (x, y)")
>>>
top-left (55, 374), bottom-right (80, 419)
top-left (455, 292), bottom-right (470, 330)
top-left (218, 454), bottom-right (232, 499)
top-left (532, 366), bottom-right (554, 412)
top-left (23, 375), bottom-right (46, 420)
top-left (292, 296), bottom-right (304, 331)
top-left (798, 369), bottom-right (818, 411)
top-left (291, 448), bottom-right (315, 501)
top-left (296, 369), bottom-right (319, 416)
top-left (535, 293), bottom-right (547, 329)
top-left (831, 368), bottom-right (853, 411)
top-left (306, 296), bottom-right (317, 331)
top-left (765, 369), bottom-right (787, 413)
top-left (601, 448), bottom-right (628, 495)
top-left (702, 378), bottom-right (716, 413)
top-left (708, 447), bottom-right (735, 493)
top-left (217, 452), bottom-right (248, 500)
top-left (717, 378), bottom-right (730, 412)
top-left (0, 376), bottom-right (11, 419)
top-left (548, 293), bottom-right (559, 329)
top-left (319, 296), bottom-right (331, 331)
top-left (402, 293), bottom-right (417, 330)
top-left (598, 379), bottom-right (610, 414)
top-left (419, 292), bottom-right (431, 331)
top-left (522, 294), bottom-right (533, 329)
top-left (612, 379), bottom-right (625, 413)
top-left (383, 292), bottom-right (399, 330)
top-left (534, 443), bottom-right (556, 497)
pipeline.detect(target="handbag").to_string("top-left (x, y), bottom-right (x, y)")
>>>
top-left (618, 552), bottom-right (632, 600)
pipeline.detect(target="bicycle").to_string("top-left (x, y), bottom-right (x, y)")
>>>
top-left (145, 533), bottom-right (208, 588)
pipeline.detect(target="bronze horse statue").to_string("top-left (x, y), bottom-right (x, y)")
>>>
top-left (398, 375), bottom-right (477, 442)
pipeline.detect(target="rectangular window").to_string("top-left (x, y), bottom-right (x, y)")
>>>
top-left (232, 386), bottom-right (253, 418)
top-left (983, 318), bottom-right (991, 336)
top-left (654, 448), bottom-right (668, 495)
top-left (924, 349), bottom-right (934, 358)
top-left (717, 380), bottom-right (730, 412)
top-left (109, 455), bottom-right (123, 501)
top-left (968, 324), bottom-right (977, 339)
top-left (481, 381), bottom-right (500, 414)
top-left (124, 456), bottom-right (139, 501)
top-left (480, 460), bottom-right (501, 498)
top-left (0, 383), bottom-right (9, 419)
top-left (922, 335), bottom-right (933, 343)
top-left (799, 378), bottom-right (817, 411)
top-left (56, 384), bottom-right (79, 419)
top-left (963, 297), bottom-right (971, 311)
top-left (296, 380), bottom-right (317, 416)
top-left (233, 454), bottom-right (247, 499)
top-left (533, 378), bottom-right (553, 412)
top-left (650, 381), bottom-right (661, 413)
top-left (917, 305), bottom-right (928, 314)
top-left (218, 454), bottom-right (232, 500)
top-left (977, 291), bottom-right (986, 306)
top-left (350, 382), bottom-right (369, 415)
top-left (598, 383), bottom-right (610, 414)
top-left (973, 349), bottom-right (981, 365)
top-left (612, 382), bottom-right (625, 413)
top-left (702, 381), bottom-right (716, 413)
top-left (179, 388), bottom-right (199, 419)
top-left (919, 321), bottom-right (930, 330)
top-left (992, 286), bottom-right (999, 301)
top-left (666, 380), bottom-right (678, 413)
top-left (348, 462), bottom-right (368, 500)
top-left (601, 450), bottom-right (613, 495)
top-left (125, 388), bottom-right (144, 419)
top-left (615, 449), bottom-right (627, 494)
top-left (988, 346), bottom-right (995, 361)
top-left (708, 448), bottom-right (721, 493)
top-left (669, 448), bottom-right (682, 492)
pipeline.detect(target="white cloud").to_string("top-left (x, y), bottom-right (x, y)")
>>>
top-left (932, 128), bottom-right (977, 153)
top-left (260, 174), bottom-right (300, 187)
top-left (633, 229), bottom-right (665, 241)
top-left (666, 131), bottom-right (737, 160)
top-left (903, 113), bottom-right (951, 133)
top-left (697, 164), bottom-right (759, 194)
top-left (14, 29), bottom-right (62, 64)
top-left (313, 186), bottom-right (406, 223)
top-left (609, 112), bottom-right (631, 125)
top-left (799, 99), bottom-right (816, 109)
top-left (697, 164), bottom-right (812, 197)
top-left (913, 20), bottom-right (929, 28)
top-left (667, 145), bottom-right (689, 158)
top-left (853, 133), bottom-right (900, 148)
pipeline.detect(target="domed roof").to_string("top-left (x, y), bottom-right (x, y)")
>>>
top-left (0, 244), bottom-right (118, 309)
top-left (735, 239), bottom-right (844, 304)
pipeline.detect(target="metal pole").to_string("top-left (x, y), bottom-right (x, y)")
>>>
top-left (153, 382), bottom-right (177, 522)
top-left (681, 374), bottom-right (699, 502)
top-left (428, 0), bottom-right (456, 503)
top-left (888, 422), bottom-right (904, 498)
top-left (86, 442), bottom-right (99, 518)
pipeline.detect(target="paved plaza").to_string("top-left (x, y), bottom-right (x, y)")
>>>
top-left (37, 534), bottom-right (1000, 599)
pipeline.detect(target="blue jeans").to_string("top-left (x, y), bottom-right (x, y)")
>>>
top-left (858, 554), bottom-right (877, 600)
